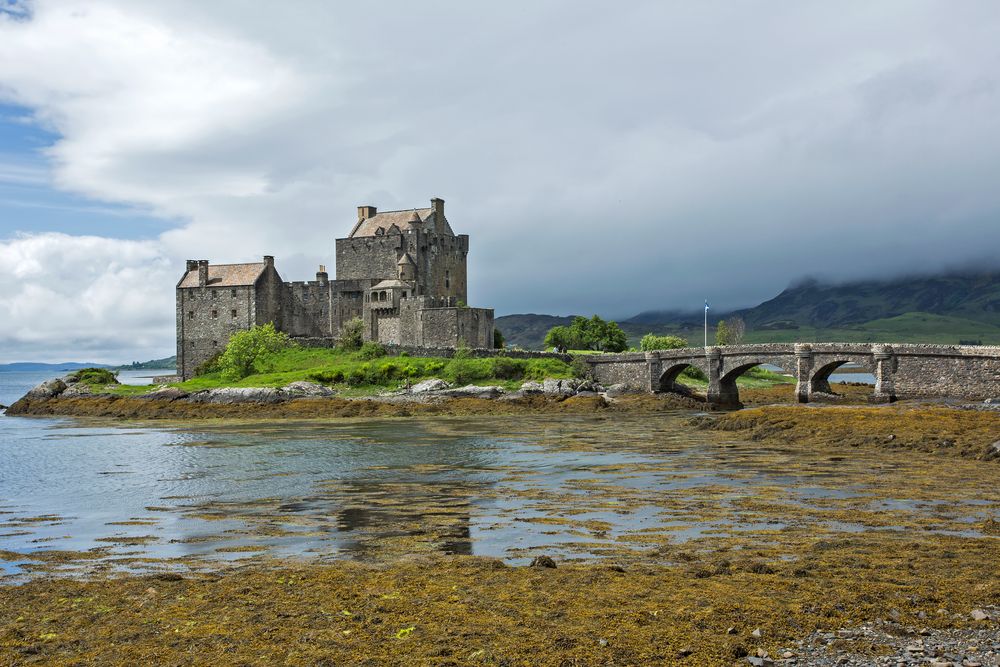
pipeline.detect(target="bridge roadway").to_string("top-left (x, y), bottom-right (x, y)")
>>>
top-left (583, 343), bottom-right (1000, 407)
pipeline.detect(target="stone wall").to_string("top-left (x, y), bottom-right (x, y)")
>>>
top-left (335, 235), bottom-right (402, 282)
top-left (176, 284), bottom-right (256, 379)
top-left (292, 337), bottom-right (570, 361)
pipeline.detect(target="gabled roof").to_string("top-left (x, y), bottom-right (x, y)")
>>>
top-left (397, 252), bottom-right (416, 265)
top-left (178, 262), bottom-right (266, 288)
top-left (371, 279), bottom-right (413, 290)
top-left (348, 208), bottom-right (454, 238)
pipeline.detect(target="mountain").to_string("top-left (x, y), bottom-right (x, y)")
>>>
top-left (112, 356), bottom-right (176, 371)
top-left (497, 271), bottom-right (1000, 349)
top-left (0, 356), bottom-right (176, 373)
top-left (0, 362), bottom-right (109, 372)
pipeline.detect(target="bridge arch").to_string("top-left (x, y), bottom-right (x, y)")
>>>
top-left (657, 362), bottom-right (705, 396)
top-left (714, 359), bottom-right (795, 408)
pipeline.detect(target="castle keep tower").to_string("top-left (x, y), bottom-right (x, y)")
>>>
top-left (176, 197), bottom-right (494, 379)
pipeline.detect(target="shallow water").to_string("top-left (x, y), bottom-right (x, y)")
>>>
top-left (1, 371), bottom-right (995, 578)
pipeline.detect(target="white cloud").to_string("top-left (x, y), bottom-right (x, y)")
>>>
top-left (0, 233), bottom-right (174, 363)
top-left (2, 1), bottom-right (1000, 359)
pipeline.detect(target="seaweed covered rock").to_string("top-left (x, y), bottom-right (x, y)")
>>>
top-left (188, 387), bottom-right (286, 405)
top-left (25, 377), bottom-right (68, 399)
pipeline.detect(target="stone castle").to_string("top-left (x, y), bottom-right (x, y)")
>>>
top-left (176, 198), bottom-right (494, 379)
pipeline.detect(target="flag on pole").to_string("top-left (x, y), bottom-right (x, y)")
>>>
top-left (704, 300), bottom-right (709, 347)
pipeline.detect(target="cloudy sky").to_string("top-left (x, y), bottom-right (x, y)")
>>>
top-left (1, 1), bottom-right (1000, 362)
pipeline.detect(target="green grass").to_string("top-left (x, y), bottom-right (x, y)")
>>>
top-left (677, 365), bottom-right (794, 389)
top-left (111, 347), bottom-right (577, 396)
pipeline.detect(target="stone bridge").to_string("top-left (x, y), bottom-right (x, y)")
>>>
top-left (584, 343), bottom-right (1000, 407)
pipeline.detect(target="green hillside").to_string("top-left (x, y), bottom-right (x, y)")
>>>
top-left (497, 272), bottom-right (1000, 349)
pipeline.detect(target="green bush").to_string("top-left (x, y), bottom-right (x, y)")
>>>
top-left (569, 356), bottom-right (592, 379)
top-left (72, 367), bottom-right (119, 386)
top-left (493, 328), bottom-right (506, 349)
top-left (193, 352), bottom-right (222, 377)
top-left (489, 357), bottom-right (527, 380)
top-left (640, 334), bottom-right (688, 351)
top-left (680, 366), bottom-right (707, 381)
top-left (426, 361), bottom-right (446, 374)
top-left (337, 317), bottom-right (364, 351)
top-left (358, 341), bottom-right (387, 360)
top-left (218, 323), bottom-right (290, 382)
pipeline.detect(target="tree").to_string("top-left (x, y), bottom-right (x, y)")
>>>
top-left (724, 316), bottom-right (746, 345)
top-left (569, 315), bottom-right (628, 352)
top-left (493, 327), bottom-right (506, 349)
top-left (715, 319), bottom-right (731, 346)
top-left (338, 317), bottom-right (364, 351)
top-left (544, 325), bottom-right (580, 353)
top-left (218, 323), bottom-right (290, 381)
top-left (640, 334), bottom-right (688, 351)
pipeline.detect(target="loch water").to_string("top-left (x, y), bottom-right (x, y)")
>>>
top-left (4, 368), bottom-right (989, 581)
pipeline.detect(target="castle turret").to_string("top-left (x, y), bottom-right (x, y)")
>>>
top-left (397, 253), bottom-right (416, 281)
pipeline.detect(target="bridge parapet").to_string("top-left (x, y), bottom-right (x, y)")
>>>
top-left (583, 343), bottom-right (1000, 408)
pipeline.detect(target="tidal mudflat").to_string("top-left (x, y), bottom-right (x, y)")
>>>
top-left (1, 405), bottom-right (999, 665)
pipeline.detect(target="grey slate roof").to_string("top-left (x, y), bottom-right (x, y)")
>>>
top-left (348, 208), bottom-right (454, 238)
top-left (177, 262), bottom-right (265, 288)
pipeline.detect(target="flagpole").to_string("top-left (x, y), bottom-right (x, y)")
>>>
top-left (704, 300), bottom-right (708, 348)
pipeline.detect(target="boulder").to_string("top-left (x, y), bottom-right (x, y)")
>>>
top-left (142, 387), bottom-right (189, 401)
top-left (410, 378), bottom-right (450, 394)
top-left (604, 383), bottom-right (632, 398)
top-left (189, 387), bottom-right (285, 404)
top-left (574, 391), bottom-right (599, 398)
top-left (25, 378), bottom-right (67, 399)
top-left (519, 381), bottom-right (544, 394)
top-left (442, 384), bottom-right (505, 399)
top-left (542, 378), bottom-right (575, 396)
top-left (283, 381), bottom-right (335, 397)
top-left (61, 384), bottom-right (95, 397)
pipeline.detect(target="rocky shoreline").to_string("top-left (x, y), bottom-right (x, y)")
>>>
top-left (4, 373), bottom-right (706, 419)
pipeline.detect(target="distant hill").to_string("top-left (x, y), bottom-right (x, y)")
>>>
top-left (0, 362), bottom-right (109, 373)
top-left (497, 271), bottom-right (1000, 349)
top-left (113, 356), bottom-right (176, 371)
top-left (0, 356), bottom-right (176, 373)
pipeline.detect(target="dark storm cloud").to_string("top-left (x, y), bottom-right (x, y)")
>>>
top-left (1, 1), bottom-right (1000, 359)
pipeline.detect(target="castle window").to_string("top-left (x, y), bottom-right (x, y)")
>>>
top-left (211, 310), bottom-right (218, 319)
top-left (212, 340), bottom-right (218, 348)
top-left (212, 290), bottom-right (218, 299)
top-left (231, 309), bottom-right (238, 319)
top-left (231, 289), bottom-right (237, 297)
top-left (445, 270), bottom-right (450, 290)
top-left (188, 311), bottom-right (194, 320)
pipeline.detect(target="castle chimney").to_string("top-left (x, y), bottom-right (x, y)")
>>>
top-left (186, 259), bottom-right (198, 272)
top-left (317, 264), bottom-right (328, 285)
top-left (357, 205), bottom-right (377, 222)
top-left (197, 260), bottom-right (209, 287)
top-left (431, 197), bottom-right (444, 219)
top-left (263, 255), bottom-right (274, 270)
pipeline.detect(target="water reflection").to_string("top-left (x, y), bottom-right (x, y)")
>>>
top-left (0, 413), bottom-right (997, 577)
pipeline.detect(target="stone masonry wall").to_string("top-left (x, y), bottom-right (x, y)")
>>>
top-left (177, 284), bottom-right (256, 379)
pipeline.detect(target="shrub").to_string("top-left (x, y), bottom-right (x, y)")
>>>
top-left (358, 341), bottom-right (387, 360)
top-left (569, 356), bottom-right (592, 379)
top-left (193, 352), bottom-right (222, 377)
top-left (337, 317), bottom-right (364, 351)
top-left (218, 323), bottom-right (290, 381)
top-left (426, 361), bottom-right (446, 374)
top-left (490, 357), bottom-right (527, 380)
top-left (640, 334), bottom-right (688, 351)
top-left (681, 366), bottom-right (707, 381)
top-left (308, 369), bottom-right (345, 384)
top-left (72, 367), bottom-right (119, 386)
top-left (398, 351), bottom-right (410, 358)
top-left (493, 328), bottom-right (506, 349)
